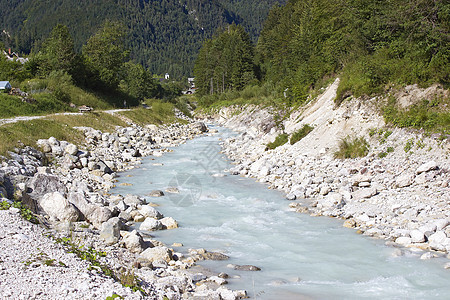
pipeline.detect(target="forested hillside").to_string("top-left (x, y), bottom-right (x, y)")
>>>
top-left (0, 0), bottom-right (285, 78)
top-left (195, 0), bottom-right (449, 104)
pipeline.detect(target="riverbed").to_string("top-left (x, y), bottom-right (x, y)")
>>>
top-left (112, 125), bottom-right (450, 299)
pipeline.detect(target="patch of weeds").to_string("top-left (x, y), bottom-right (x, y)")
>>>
top-left (427, 146), bottom-right (433, 151)
top-left (266, 133), bottom-right (289, 150)
top-left (0, 200), bottom-right (11, 210)
top-left (51, 235), bottom-right (146, 295)
top-left (378, 152), bottom-right (388, 158)
top-left (58, 261), bottom-right (67, 267)
top-left (369, 128), bottom-right (377, 137)
top-left (290, 124), bottom-right (314, 145)
top-left (44, 259), bottom-right (56, 266)
top-left (334, 136), bottom-right (369, 159)
top-left (13, 201), bottom-right (39, 224)
top-left (79, 223), bottom-right (90, 229)
top-left (386, 146), bottom-right (394, 153)
top-left (404, 139), bottom-right (414, 153)
top-left (118, 268), bottom-right (144, 293)
top-left (106, 294), bottom-right (124, 300)
top-left (416, 139), bottom-right (426, 149)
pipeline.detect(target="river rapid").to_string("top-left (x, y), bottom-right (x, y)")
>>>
top-left (112, 125), bottom-right (450, 299)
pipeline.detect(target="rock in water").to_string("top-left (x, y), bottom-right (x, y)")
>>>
top-left (148, 190), bottom-right (165, 197)
top-left (140, 217), bottom-right (163, 231)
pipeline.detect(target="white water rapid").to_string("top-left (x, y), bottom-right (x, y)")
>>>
top-left (112, 125), bottom-right (450, 299)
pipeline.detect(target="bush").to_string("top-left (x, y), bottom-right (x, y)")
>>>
top-left (334, 136), bottom-right (369, 159)
top-left (266, 133), bottom-right (288, 150)
top-left (290, 124), bottom-right (314, 145)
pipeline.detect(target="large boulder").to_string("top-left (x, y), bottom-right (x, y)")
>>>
top-left (67, 192), bottom-right (111, 227)
top-left (160, 217), bottom-right (178, 229)
top-left (121, 230), bottom-right (147, 253)
top-left (40, 192), bottom-right (79, 222)
top-left (100, 217), bottom-right (123, 245)
top-left (140, 217), bottom-right (163, 231)
top-left (139, 205), bottom-right (163, 219)
top-left (416, 161), bottom-right (438, 174)
top-left (140, 246), bottom-right (173, 263)
top-left (28, 173), bottom-right (67, 199)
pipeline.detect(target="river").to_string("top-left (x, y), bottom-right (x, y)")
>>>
top-left (112, 124), bottom-right (450, 299)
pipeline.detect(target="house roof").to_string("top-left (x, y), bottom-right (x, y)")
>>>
top-left (0, 81), bottom-right (11, 89)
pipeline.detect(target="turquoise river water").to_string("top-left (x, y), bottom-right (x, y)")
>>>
top-left (112, 125), bottom-right (450, 299)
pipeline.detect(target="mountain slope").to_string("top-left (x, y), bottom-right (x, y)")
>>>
top-left (0, 0), bottom-right (286, 78)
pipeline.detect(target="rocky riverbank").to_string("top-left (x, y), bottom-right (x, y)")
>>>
top-left (0, 116), bottom-right (246, 299)
top-left (210, 80), bottom-right (450, 265)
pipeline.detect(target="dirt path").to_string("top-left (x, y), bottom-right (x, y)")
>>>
top-left (0, 109), bottom-right (131, 126)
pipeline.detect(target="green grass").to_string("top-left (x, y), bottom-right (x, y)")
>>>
top-left (119, 100), bottom-right (180, 126)
top-left (266, 133), bottom-right (289, 150)
top-left (383, 97), bottom-right (450, 135)
top-left (290, 124), bottom-right (314, 145)
top-left (334, 136), bottom-right (369, 159)
top-left (0, 93), bottom-right (72, 118)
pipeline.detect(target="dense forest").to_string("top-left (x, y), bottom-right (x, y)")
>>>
top-left (0, 0), bottom-right (286, 78)
top-left (195, 0), bottom-right (449, 106)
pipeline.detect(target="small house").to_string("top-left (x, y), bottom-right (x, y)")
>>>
top-left (0, 81), bottom-right (12, 92)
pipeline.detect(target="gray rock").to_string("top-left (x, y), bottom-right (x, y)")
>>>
top-left (140, 246), bottom-right (173, 263)
top-left (100, 217), bottom-right (123, 245)
top-left (28, 173), bottom-right (67, 199)
top-left (40, 192), bottom-right (79, 222)
top-left (124, 194), bottom-right (145, 206)
top-left (140, 217), bottom-right (163, 231)
top-left (228, 264), bottom-right (261, 271)
top-left (148, 190), bottom-right (165, 197)
top-left (121, 230), bottom-right (146, 253)
top-left (395, 174), bottom-right (414, 188)
top-left (192, 122), bottom-right (208, 133)
top-left (65, 144), bottom-right (78, 156)
top-left (416, 161), bottom-right (438, 174)
top-left (139, 205), bottom-right (163, 219)
top-left (160, 217), bottom-right (178, 229)
top-left (410, 229), bottom-right (426, 243)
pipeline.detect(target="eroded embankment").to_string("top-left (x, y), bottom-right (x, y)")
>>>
top-left (209, 79), bottom-right (450, 264)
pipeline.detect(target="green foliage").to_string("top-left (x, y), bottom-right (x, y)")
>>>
top-left (266, 133), bottom-right (288, 150)
top-left (404, 139), bottom-right (414, 153)
top-left (334, 136), bottom-right (369, 159)
top-left (257, 0), bottom-right (449, 105)
top-left (290, 124), bottom-right (314, 145)
top-left (194, 24), bottom-right (257, 96)
top-left (37, 24), bottom-right (77, 76)
top-left (383, 97), bottom-right (450, 134)
top-left (0, 93), bottom-right (70, 118)
top-left (82, 21), bottom-right (128, 89)
top-left (378, 152), bottom-right (388, 158)
top-left (0, 0), bottom-right (284, 78)
top-left (387, 146), bottom-right (394, 153)
top-left (106, 294), bottom-right (124, 300)
top-left (0, 200), bottom-right (11, 210)
top-left (1, 200), bottom-right (39, 223)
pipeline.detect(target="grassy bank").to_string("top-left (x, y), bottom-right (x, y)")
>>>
top-left (0, 100), bottom-right (184, 157)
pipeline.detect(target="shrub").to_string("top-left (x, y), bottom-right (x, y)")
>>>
top-left (290, 124), bottom-right (314, 145)
top-left (266, 133), bottom-right (289, 150)
top-left (334, 136), bottom-right (369, 159)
